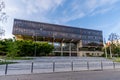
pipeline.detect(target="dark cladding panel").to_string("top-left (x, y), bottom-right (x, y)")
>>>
top-left (12, 19), bottom-right (103, 44)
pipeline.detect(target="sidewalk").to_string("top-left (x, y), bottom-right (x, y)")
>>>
top-left (1, 70), bottom-right (120, 80)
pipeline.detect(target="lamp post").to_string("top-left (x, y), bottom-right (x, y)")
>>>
top-left (52, 33), bottom-right (55, 55)
top-left (105, 45), bottom-right (107, 58)
top-left (34, 34), bottom-right (37, 57)
top-left (52, 33), bottom-right (55, 45)
top-left (109, 44), bottom-right (112, 58)
top-left (33, 28), bottom-right (42, 57)
top-left (32, 31), bottom-right (37, 57)
top-left (104, 38), bottom-right (107, 58)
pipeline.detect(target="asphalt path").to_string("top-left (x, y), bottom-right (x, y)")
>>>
top-left (1, 70), bottom-right (120, 80)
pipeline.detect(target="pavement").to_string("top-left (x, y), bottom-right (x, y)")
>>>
top-left (0, 57), bottom-right (115, 76)
top-left (0, 60), bottom-right (115, 75)
top-left (1, 70), bottom-right (120, 80)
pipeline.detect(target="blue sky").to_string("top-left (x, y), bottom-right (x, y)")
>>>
top-left (2, 0), bottom-right (120, 40)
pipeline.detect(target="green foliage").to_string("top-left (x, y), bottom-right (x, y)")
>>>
top-left (7, 40), bottom-right (19, 58)
top-left (0, 38), bottom-right (54, 57)
top-left (36, 42), bottom-right (54, 56)
top-left (16, 40), bottom-right (34, 56)
top-left (103, 44), bottom-right (120, 57)
top-left (104, 33), bottom-right (120, 57)
top-left (0, 39), bottom-right (13, 55)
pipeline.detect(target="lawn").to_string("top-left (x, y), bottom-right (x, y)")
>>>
top-left (113, 57), bottom-right (120, 62)
top-left (0, 56), bottom-right (33, 65)
top-left (0, 56), bottom-right (33, 60)
top-left (5, 57), bottom-right (33, 60)
top-left (0, 61), bottom-right (17, 65)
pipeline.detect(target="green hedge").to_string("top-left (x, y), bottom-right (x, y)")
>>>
top-left (0, 39), bottom-right (54, 57)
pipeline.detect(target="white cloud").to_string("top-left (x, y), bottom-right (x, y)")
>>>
top-left (22, 0), bottom-right (64, 15)
top-left (108, 22), bottom-right (120, 34)
top-left (85, 0), bottom-right (119, 15)
top-left (57, 0), bottom-right (120, 23)
top-left (91, 6), bottom-right (114, 16)
top-left (59, 12), bottom-right (85, 23)
top-left (3, 0), bottom-right (65, 38)
top-left (99, 0), bottom-right (119, 5)
top-left (5, 0), bottom-right (119, 24)
top-left (2, 0), bottom-right (120, 38)
top-left (99, 21), bottom-right (120, 40)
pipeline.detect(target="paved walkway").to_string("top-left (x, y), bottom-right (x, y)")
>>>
top-left (1, 70), bottom-right (120, 80)
top-left (0, 57), bottom-right (115, 76)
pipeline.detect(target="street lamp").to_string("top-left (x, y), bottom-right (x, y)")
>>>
top-left (109, 44), bottom-right (112, 58)
top-left (52, 33), bottom-right (55, 45)
top-left (32, 31), bottom-right (37, 57)
top-left (104, 38), bottom-right (107, 58)
top-left (52, 33), bottom-right (56, 55)
top-left (34, 34), bottom-right (37, 57)
top-left (33, 28), bottom-right (42, 57)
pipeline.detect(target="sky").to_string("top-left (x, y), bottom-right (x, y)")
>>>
top-left (1, 0), bottom-right (120, 40)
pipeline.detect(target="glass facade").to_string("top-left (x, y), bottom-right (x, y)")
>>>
top-left (13, 19), bottom-right (103, 45)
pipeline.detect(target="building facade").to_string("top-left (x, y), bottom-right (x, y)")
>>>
top-left (12, 19), bottom-right (103, 56)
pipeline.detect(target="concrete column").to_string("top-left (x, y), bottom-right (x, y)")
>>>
top-left (84, 52), bottom-right (87, 57)
top-left (60, 42), bottom-right (63, 56)
top-left (69, 42), bottom-right (71, 56)
top-left (52, 37), bottom-right (55, 55)
top-left (43, 37), bottom-right (45, 41)
top-left (78, 51), bottom-right (83, 57)
top-left (52, 37), bottom-right (54, 46)
top-left (77, 43), bottom-right (79, 56)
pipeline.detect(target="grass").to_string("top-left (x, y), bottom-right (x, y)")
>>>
top-left (5, 57), bottom-right (33, 60)
top-left (0, 56), bottom-right (32, 65)
top-left (113, 57), bottom-right (120, 62)
top-left (106, 57), bottom-right (120, 62)
top-left (0, 61), bottom-right (17, 65)
top-left (0, 56), bottom-right (33, 60)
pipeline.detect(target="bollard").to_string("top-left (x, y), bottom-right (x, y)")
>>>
top-left (101, 61), bottom-right (103, 70)
top-left (53, 62), bottom-right (55, 72)
top-left (71, 62), bottom-right (73, 71)
top-left (31, 62), bottom-right (34, 73)
top-left (113, 61), bottom-right (115, 69)
top-left (87, 61), bottom-right (89, 70)
top-left (5, 64), bottom-right (8, 75)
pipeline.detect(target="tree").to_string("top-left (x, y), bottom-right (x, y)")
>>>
top-left (16, 40), bottom-right (34, 56)
top-left (0, 40), bottom-right (6, 55)
top-left (108, 33), bottom-right (120, 44)
top-left (0, 0), bottom-right (7, 22)
top-left (35, 42), bottom-right (54, 56)
top-left (0, 0), bottom-right (7, 39)
top-left (108, 33), bottom-right (120, 57)
top-left (0, 38), bottom-right (54, 57)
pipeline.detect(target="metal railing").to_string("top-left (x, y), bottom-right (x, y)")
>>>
top-left (0, 61), bottom-right (120, 75)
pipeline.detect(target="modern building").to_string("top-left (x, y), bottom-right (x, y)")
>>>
top-left (12, 19), bottom-right (103, 56)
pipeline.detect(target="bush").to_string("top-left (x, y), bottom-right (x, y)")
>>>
top-left (0, 39), bottom-right (54, 57)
